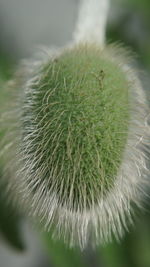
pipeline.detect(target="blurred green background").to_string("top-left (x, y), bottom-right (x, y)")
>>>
top-left (0, 0), bottom-right (150, 266)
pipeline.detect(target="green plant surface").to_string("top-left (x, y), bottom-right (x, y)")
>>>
top-left (22, 44), bottom-right (129, 211)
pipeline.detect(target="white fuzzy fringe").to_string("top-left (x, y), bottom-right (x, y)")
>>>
top-left (1, 44), bottom-right (149, 250)
top-left (0, 0), bottom-right (150, 250)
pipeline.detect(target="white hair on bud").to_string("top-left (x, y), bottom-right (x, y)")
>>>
top-left (0, 0), bottom-right (150, 251)
top-left (1, 44), bottom-right (149, 250)
top-left (74, 0), bottom-right (110, 46)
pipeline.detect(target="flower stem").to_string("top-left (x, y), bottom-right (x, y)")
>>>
top-left (73, 0), bottom-right (110, 47)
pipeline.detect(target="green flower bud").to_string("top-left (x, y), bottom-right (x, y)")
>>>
top-left (1, 43), bottom-right (149, 249)
top-left (21, 44), bottom-right (129, 210)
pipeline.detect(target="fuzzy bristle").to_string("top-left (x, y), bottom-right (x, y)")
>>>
top-left (21, 45), bottom-right (129, 211)
top-left (1, 44), bottom-right (149, 249)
